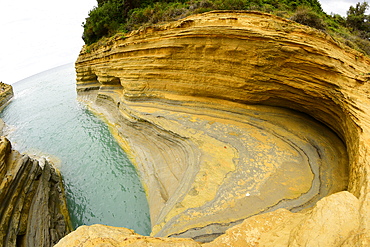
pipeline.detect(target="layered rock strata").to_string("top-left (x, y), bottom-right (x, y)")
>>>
top-left (0, 82), bottom-right (13, 111)
top-left (74, 11), bottom-right (370, 244)
top-left (0, 136), bottom-right (71, 246)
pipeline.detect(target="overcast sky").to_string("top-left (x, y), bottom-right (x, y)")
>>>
top-left (0, 0), bottom-right (368, 84)
top-left (0, 0), bottom-right (96, 84)
top-left (321, 0), bottom-right (369, 16)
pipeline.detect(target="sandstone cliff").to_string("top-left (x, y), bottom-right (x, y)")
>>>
top-left (73, 11), bottom-right (370, 245)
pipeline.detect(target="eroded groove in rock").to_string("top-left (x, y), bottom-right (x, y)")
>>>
top-left (75, 11), bottom-right (370, 243)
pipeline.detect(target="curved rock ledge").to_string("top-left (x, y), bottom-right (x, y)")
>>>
top-left (74, 11), bottom-right (370, 245)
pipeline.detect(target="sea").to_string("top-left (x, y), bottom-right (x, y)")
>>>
top-left (0, 63), bottom-right (151, 235)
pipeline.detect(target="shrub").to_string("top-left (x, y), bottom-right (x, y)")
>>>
top-left (346, 2), bottom-right (370, 31)
top-left (290, 6), bottom-right (326, 30)
top-left (126, 2), bottom-right (189, 31)
top-left (83, 0), bottom-right (126, 44)
top-left (213, 0), bottom-right (248, 10)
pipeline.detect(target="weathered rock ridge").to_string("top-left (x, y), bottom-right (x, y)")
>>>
top-left (73, 11), bottom-right (370, 245)
top-left (0, 82), bottom-right (14, 111)
top-left (0, 136), bottom-right (72, 246)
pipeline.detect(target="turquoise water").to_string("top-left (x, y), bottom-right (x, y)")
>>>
top-left (0, 63), bottom-right (151, 235)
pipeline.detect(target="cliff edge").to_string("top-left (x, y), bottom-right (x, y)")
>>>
top-left (72, 11), bottom-right (370, 245)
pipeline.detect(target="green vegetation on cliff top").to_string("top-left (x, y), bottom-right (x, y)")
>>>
top-left (82, 0), bottom-right (370, 55)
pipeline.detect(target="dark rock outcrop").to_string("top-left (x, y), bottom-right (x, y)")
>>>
top-left (0, 82), bottom-right (13, 111)
top-left (0, 137), bottom-right (71, 246)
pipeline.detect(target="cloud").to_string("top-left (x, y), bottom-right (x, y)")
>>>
top-left (320, 0), bottom-right (370, 16)
top-left (0, 0), bottom-right (96, 84)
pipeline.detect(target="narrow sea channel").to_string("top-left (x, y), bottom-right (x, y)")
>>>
top-left (0, 63), bottom-right (151, 235)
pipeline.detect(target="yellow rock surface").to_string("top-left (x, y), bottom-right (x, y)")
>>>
top-left (55, 192), bottom-right (360, 246)
top-left (70, 11), bottom-right (370, 245)
top-left (204, 191), bottom-right (360, 246)
top-left (55, 224), bottom-right (201, 247)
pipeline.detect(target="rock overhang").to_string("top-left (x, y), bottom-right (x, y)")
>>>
top-left (74, 11), bottom-right (370, 244)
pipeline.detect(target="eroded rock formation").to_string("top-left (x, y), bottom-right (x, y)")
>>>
top-left (73, 11), bottom-right (370, 245)
top-left (0, 82), bottom-right (13, 111)
top-left (0, 137), bottom-right (71, 246)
